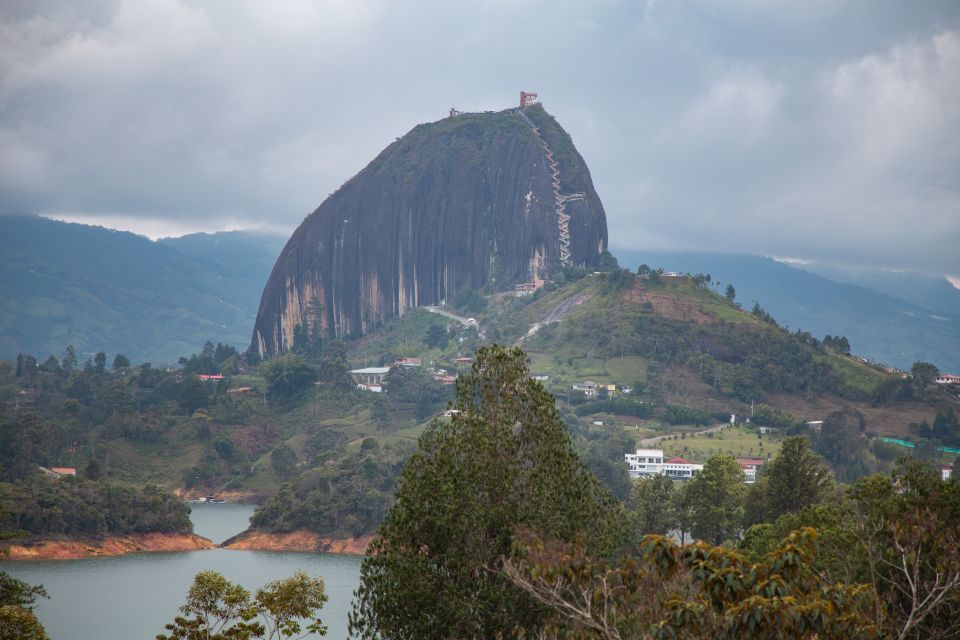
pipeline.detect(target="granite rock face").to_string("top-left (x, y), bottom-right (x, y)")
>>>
top-left (252, 104), bottom-right (608, 356)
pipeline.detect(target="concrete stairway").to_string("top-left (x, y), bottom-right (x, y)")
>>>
top-left (516, 108), bottom-right (585, 265)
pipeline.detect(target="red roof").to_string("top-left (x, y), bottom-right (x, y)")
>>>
top-left (665, 457), bottom-right (690, 464)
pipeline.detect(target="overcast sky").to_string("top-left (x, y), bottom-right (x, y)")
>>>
top-left (1, 0), bottom-right (958, 276)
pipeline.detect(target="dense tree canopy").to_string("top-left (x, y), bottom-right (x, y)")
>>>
top-left (0, 479), bottom-right (192, 537)
top-left (349, 345), bottom-right (627, 639)
top-left (629, 474), bottom-right (677, 536)
top-left (503, 527), bottom-right (878, 639)
top-left (684, 454), bottom-right (746, 545)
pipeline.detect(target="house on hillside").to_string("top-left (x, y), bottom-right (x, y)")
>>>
top-left (935, 374), bottom-right (960, 385)
top-left (943, 465), bottom-right (954, 481)
top-left (38, 465), bottom-right (76, 479)
top-left (663, 456), bottom-right (703, 480)
top-left (573, 381), bottom-right (597, 396)
top-left (625, 449), bottom-right (704, 480)
top-left (531, 373), bottom-right (550, 382)
top-left (350, 366), bottom-right (391, 388)
top-left (394, 357), bottom-right (422, 367)
top-left (736, 457), bottom-right (766, 483)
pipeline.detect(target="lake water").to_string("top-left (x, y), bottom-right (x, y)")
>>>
top-left (3, 503), bottom-right (363, 640)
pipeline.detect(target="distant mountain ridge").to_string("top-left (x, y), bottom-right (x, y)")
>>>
top-left (799, 263), bottom-right (960, 318)
top-left (0, 216), bottom-right (285, 364)
top-left (613, 249), bottom-right (959, 372)
top-left (2, 217), bottom-right (955, 372)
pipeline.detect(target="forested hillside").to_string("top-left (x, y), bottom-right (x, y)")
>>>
top-left (0, 216), bottom-right (284, 364)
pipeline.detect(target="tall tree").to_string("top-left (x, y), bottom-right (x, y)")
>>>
top-left (629, 474), bottom-right (677, 535)
top-left (112, 353), bottom-right (130, 370)
top-left (349, 345), bottom-right (627, 640)
top-left (724, 283), bottom-right (736, 302)
top-left (911, 361), bottom-right (940, 389)
top-left (685, 454), bottom-right (745, 545)
top-left (764, 435), bottom-right (832, 520)
top-left (62, 345), bottom-right (77, 372)
top-left (94, 351), bottom-right (107, 375)
top-left (814, 407), bottom-right (870, 481)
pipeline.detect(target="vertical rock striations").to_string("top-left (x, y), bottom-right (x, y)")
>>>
top-left (252, 104), bottom-right (608, 357)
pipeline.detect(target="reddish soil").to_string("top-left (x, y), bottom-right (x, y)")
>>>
top-left (621, 283), bottom-right (716, 324)
top-left (1, 532), bottom-right (214, 561)
top-left (222, 530), bottom-right (374, 555)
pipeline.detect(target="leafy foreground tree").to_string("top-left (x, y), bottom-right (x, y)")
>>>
top-left (503, 526), bottom-right (878, 639)
top-left (0, 572), bottom-right (49, 640)
top-left (739, 460), bottom-right (960, 639)
top-left (0, 605), bottom-right (49, 640)
top-left (849, 461), bottom-right (960, 640)
top-left (349, 345), bottom-right (627, 639)
top-left (157, 570), bottom-right (326, 640)
top-left (0, 572), bottom-right (47, 611)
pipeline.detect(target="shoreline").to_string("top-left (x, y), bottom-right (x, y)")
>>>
top-left (222, 529), bottom-right (374, 556)
top-left (1, 532), bottom-right (215, 561)
top-left (175, 488), bottom-right (270, 504)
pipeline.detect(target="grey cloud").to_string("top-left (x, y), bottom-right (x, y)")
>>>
top-left (0, 0), bottom-right (958, 273)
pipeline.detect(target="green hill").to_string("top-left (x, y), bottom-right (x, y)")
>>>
top-left (613, 249), bottom-right (960, 372)
top-left (3, 265), bottom-right (956, 543)
top-left (0, 216), bottom-right (284, 364)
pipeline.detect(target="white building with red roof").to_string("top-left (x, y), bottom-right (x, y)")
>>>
top-left (625, 449), bottom-right (703, 480)
top-left (736, 457), bottom-right (766, 483)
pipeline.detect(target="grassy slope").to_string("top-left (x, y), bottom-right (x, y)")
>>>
top-left (501, 274), bottom-right (938, 440)
top-left (68, 272), bottom-right (953, 496)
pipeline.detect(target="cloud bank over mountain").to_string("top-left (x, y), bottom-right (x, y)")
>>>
top-left (1, 0), bottom-right (957, 274)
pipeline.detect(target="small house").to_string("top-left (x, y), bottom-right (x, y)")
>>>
top-left (350, 366), bottom-right (391, 387)
top-left (736, 457), bottom-right (766, 484)
top-left (572, 381), bottom-right (597, 396)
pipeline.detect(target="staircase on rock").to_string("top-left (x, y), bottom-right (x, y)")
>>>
top-left (516, 107), bottom-right (586, 266)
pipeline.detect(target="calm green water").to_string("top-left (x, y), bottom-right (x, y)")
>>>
top-left (3, 503), bottom-right (363, 640)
